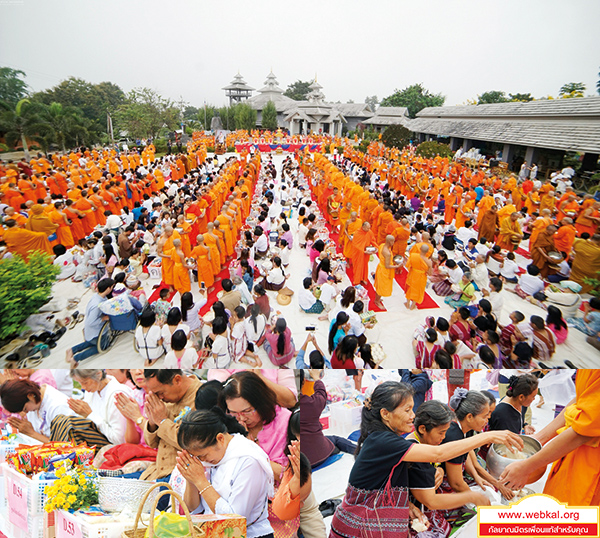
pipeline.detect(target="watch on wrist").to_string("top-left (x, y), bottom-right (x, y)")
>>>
top-left (136, 417), bottom-right (144, 426)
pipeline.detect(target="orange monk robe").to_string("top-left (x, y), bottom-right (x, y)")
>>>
top-left (179, 221), bottom-right (192, 257)
top-left (3, 226), bottom-right (53, 260)
top-left (168, 248), bottom-right (191, 294)
top-left (444, 192), bottom-right (458, 224)
top-left (556, 200), bottom-right (579, 223)
top-left (539, 193), bottom-right (556, 214)
top-left (75, 198), bottom-right (97, 235)
top-left (476, 195), bottom-right (495, 227)
top-left (362, 198), bottom-right (378, 224)
top-left (528, 217), bottom-right (553, 252)
top-left (496, 204), bottom-right (517, 222)
top-left (369, 205), bottom-right (383, 239)
top-left (374, 244), bottom-right (395, 298)
top-left (350, 228), bottom-right (376, 285)
top-left (376, 211), bottom-right (394, 244)
top-left (392, 225), bottom-right (410, 257)
top-left (18, 178), bottom-right (36, 203)
top-left (204, 233), bottom-right (222, 276)
top-left (524, 191), bottom-right (540, 215)
top-left (410, 242), bottom-right (434, 258)
top-left (455, 200), bottom-right (475, 229)
top-left (25, 205), bottom-right (58, 237)
top-left (343, 218), bottom-right (363, 259)
top-left (5, 187), bottom-right (26, 211)
top-left (216, 215), bottom-right (234, 257)
top-left (160, 231), bottom-right (181, 287)
top-left (49, 210), bottom-right (75, 248)
top-left (64, 207), bottom-right (86, 243)
top-left (213, 229), bottom-right (228, 265)
top-left (405, 252), bottom-right (429, 305)
top-left (542, 370), bottom-right (600, 506)
top-left (89, 194), bottom-right (107, 226)
top-left (575, 209), bottom-right (600, 237)
top-left (554, 224), bottom-right (576, 257)
top-left (497, 217), bottom-right (522, 251)
top-left (190, 244), bottom-right (214, 288)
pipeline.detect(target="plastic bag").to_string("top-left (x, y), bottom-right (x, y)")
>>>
top-left (145, 511), bottom-right (192, 538)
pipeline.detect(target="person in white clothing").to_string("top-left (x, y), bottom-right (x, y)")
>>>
top-left (51, 370), bottom-right (74, 397)
top-left (0, 379), bottom-right (76, 443)
top-left (176, 409), bottom-right (274, 538)
top-left (206, 317), bottom-right (231, 369)
top-left (164, 330), bottom-right (198, 369)
top-left (50, 370), bottom-right (133, 449)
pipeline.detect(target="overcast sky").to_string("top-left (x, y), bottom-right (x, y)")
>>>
top-left (2, 0), bottom-right (599, 109)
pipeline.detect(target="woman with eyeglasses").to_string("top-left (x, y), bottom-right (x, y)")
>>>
top-left (221, 371), bottom-right (297, 537)
top-left (176, 408), bottom-right (275, 538)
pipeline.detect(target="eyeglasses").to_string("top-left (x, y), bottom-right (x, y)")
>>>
top-left (229, 406), bottom-right (256, 418)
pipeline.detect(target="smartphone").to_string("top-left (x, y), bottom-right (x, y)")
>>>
top-left (200, 281), bottom-right (205, 289)
top-left (305, 326), bottom-right (316, 331)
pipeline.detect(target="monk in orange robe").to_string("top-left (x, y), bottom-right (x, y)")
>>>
top-left (350, 222), bottom-right (377, 285)
top-left (75, 191), bottom-right (97, 235)
top-left (528, 210), bottom-right (553, 252)
top-left (157, 227), bottom-right (181, 291)
top-left (204, 223), bottom-right (223, 277)
top-left (64, 200), bottom-right (86, 243)
top-left (169, 239), bottom-right (191, 295)
top-left (190, 235), bottom-right (215, 289)
top-left (176, 215), bottom-right (192, 257)
top-left (497, 213), bottom-right (523, 251)
top-left (376, 208), bottom-right (394, 244)
top-left (374, 235), bottom-right (402, 309)
top-left (342, 213), bottom-right (362, 260)
top-left (556, 194), bottom-right (579, 223)
top-left (49, 202), bottom-right (75, 248)
top-left (25, 204), bottom-right (58, 239)
top-left (575, 201), bottom-right (600, 237)
top-left (501, 370), bottom-right (600, 507)
top-left (554, 218), bottom-right (576, 257)
top-left (405, 244), bottom-right (432, 310)
top-left (455, 196), bottom-right (475, 229)
top-left (476, 192), bottom-right (495, 227)
top-left (215, 211), bottom-right (234, 258)
top-left (3, 220), bottom-right (53, 260)
top-left (391, 219), bottom-right (411, 257)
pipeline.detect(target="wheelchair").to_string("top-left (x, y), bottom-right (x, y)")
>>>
top-left (97, 310), bottom-right (139, 354)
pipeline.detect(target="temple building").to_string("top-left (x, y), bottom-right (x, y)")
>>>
top-left (222, 73), bottom-right (254, 105)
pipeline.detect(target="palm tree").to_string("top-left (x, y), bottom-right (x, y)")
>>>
top-left (558, 82), bottom-right (586, 98)
top-left (40, 102), bottom-right (88, 152)
top-left (0, 98), bottom-right (46, 159)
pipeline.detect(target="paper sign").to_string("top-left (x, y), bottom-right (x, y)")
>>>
top-left (6, 476), bottom-right (28, 532)
top-left (56, 511), bottom-right (83, 538)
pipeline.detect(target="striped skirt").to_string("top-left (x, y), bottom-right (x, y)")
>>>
top-left (51, 415), bottom-right (111, 450)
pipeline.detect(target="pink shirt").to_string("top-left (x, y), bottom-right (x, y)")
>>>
top-left (30, 370), bottom-right (57, 389)
top-left (258, 406), bottom-right (291, 467)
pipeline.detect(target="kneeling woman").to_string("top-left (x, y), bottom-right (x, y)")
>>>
top-left (406, 401), bottom-right (490, 538)
top-left (330, 382), bottom-right (522, 538)
top-left (176, 409), bottom-right (275, 538)
top-left (0, 379), bottom-right (75, 443)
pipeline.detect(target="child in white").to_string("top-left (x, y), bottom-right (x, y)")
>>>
top-left (164, 329), bottom-right (198, 368)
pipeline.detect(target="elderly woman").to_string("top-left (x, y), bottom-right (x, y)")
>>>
top-left (51, 370), bottom-right (133, 450)
top-left (444, 271), bottom-right (476, 309)
top-left (0, 378), bottom-right (75, 443)
top-left (176, 409), bottom-right (274, 538)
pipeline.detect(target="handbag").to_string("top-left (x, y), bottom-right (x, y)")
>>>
top-left (331, 452), bottom-right (410, 538)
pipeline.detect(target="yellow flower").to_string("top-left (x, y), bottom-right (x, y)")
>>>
top-left (67, 495), bottom-right (76, 504)
top-left (79, 477), bottom-right (87, 486)
top-left (56, 466), bottom-right (66, 477)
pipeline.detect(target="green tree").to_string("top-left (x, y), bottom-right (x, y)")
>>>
top-left (284, 80), bottom-right (312, 101)
top-left (0, 67), bottom-right (29, 107)
top-left (509, 93), bottom-right (534, 102)
top-left (365, 95), bottom-right (379, 110)
top-left (261, 100), bottom-right (278, 130)
top-left (477, 90), bottom-right (509, 104)
top-left (0, 98), bottom-right (47, 159)
top-left (380, 84), bottom-right (445, 119)
top-left (183, 105), bottom-right (199, 120)
top-left (0, 251), bottom-right (60, 341)
top-left (40, 102), bottom-right (90, 152)
top-left (415, 141), bottom-right (453, 159)
top-left (115, 87), bottom-right (178, 139)
top-left (559, 82), bottom-right (586, 98)
top-left (32, 77), bottom-right (125, 133)
top-left (234, 103), bottom-right (256, 131)
top-left (218, 106), bottom-right (236, 131)
top-left (381, 124), bottom-right (412, 149)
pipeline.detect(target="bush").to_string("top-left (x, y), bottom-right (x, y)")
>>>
top-left (206, 146), bottom-right (215, 153)
top-left (324, 144), bottom-right (331, 154)
top-left (358, 140), bottom-right (370, 153)
top-left (154, 138), bottom-right (167, 153)
top-left (0, 252), bottom-right (60, 341)
top-left (227, 146), bottom-right (236, 152)
top-left (381, 125), bottom-right (412, 149)
top-left (415, 141), bottom-right (453, 159)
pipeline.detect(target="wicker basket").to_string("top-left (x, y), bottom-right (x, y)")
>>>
top-left (122, 483), bottom-right (202, 538)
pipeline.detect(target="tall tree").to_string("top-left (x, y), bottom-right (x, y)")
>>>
top-left (234, 103), bottom-right (257, 132)
top-left (559, 82), bottom-right (586, 98)
top-left (380, 84), bottom-right (445, 119)
top-left (0, 99), bottom-right (47, 159)
top-left (381, 124), bottom-right (412, 149)
top-left (284, 80), bottom-right (312, 101)
top-left (477, 90), bottom-right (509, 104)
top-left (0, 67), bottom-right (29, 106)
top-left (39, 102), bottom-right (90, 152)
top-left (261, 100), bottom-right (278, 130)
top-left (365, 95), bottom-right (379, 110)
top-left (115, 87), bottom-right (178, 139)
top-left (509, 93), bottom-right (534, 102)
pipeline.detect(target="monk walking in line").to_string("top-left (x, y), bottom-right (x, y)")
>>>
top-left (374, 235), bottom-right (403, 309)
top-left (404, 244), bottom-right (432, 310)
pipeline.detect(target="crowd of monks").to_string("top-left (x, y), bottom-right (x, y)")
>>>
top-left (0, 141), bottom-right (261, 298)
top-left (299, 140), bottom-right (600, 307)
